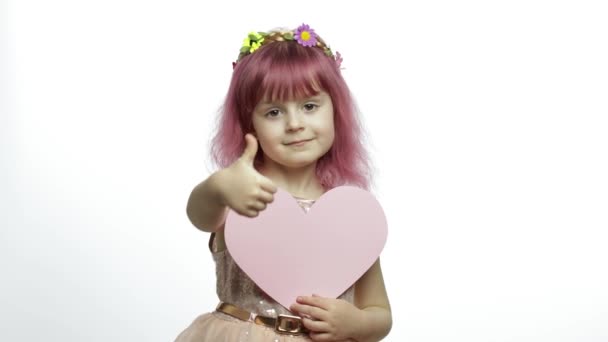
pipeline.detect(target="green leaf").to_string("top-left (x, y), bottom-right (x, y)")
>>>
top-left (240, 46), bottom-right (250, 53)
top-left (283, 32), bottom-right (294, 40)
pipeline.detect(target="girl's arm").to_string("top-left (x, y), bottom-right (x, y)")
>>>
top-left (186, 172), bottom-right (229, 233)
top-left (351, 258), bottom-right (392, 342)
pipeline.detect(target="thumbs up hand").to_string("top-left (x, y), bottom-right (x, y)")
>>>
top-left (216, 134), bottom-right (277, 217)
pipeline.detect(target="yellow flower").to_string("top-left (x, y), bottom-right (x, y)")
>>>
top-left (242, 32), bottom-right (264, 54)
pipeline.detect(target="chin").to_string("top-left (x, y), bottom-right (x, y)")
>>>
top-left (272, 156), bottom-right (319, 169)
top-left (281, 160), bottom-right (317, 169)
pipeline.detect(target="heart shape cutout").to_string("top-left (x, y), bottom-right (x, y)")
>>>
top-left (225, 186), bottom-right (388, 310)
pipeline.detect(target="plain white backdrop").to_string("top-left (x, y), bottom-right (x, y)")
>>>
top-left (2, 0), bottom-right (607, 341)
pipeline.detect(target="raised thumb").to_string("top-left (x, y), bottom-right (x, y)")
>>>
top-left (240, 133), bottom-right (258, 164)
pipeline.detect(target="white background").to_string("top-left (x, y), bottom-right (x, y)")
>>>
top-left (2, 0), bottom-right (607, 341)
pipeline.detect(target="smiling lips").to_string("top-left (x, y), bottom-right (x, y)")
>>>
top-left (284, 138), bottom-right (313, 146)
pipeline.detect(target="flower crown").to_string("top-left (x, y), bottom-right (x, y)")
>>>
top-left (232, 23), bottom-right (343, 70)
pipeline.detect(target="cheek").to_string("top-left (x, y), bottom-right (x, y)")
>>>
top-left (313, 111), bottom-right (334, 131)
top-left (316, 121), bottom-right (335, 150)
top-left (254, 129), bottom-right (280, 153)
top-left (323, 118), bottom-right (336, 143)
top-left (256, 135), bottom-right (272, 153)
top-left (326, 129), bottom-right (336, 148)
top-left (252, 120), bottom-right (272, 143)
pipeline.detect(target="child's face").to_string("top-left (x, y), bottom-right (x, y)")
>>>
top-left (251, 91), bottom-right (335, 169)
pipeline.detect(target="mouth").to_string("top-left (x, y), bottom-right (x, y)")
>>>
top-left (284, 138), bottom-right (313, 146)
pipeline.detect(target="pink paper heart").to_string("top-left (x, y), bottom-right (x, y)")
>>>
top-left (225, 186), bottom-right (388, 310)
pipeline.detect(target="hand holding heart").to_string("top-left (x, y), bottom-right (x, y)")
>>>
top-left (216, 133), bottom-right (277, 217)
top-left (290, 294), bottom-right (360, 342)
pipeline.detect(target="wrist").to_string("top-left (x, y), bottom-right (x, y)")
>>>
top-left (208, 170), bottom-right (228, 206)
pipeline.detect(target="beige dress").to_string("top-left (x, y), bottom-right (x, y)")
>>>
top-left (174, 198), bottom-right (355, 342)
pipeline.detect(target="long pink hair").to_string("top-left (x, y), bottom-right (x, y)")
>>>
top-left (210, 39), bottom-right (372, 190)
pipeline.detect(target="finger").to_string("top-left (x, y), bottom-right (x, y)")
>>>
top-left (290, 303), bottom-right (328, 321)
top-left (259, 176), bottom-right (277, 194)
top-left (241, 209), bottom-right (259, 218)
top-left (301, 317), bottom-right (330, 333)
top-left (297, 295), bottom-right (331, 311)
top-left (240, 133), bottom-right (258, 165)
top-left (309, 332), bottom-right (333, 342)
top-left (247, 200), bottom-right (266, 211)
top-left (256, 190), bottom-right (274, 204)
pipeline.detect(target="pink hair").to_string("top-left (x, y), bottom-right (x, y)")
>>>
top-left (210, 40), bottom-right (372, 190)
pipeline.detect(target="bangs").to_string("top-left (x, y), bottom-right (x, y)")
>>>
top-left (259, 59), bottom-right (323, 103)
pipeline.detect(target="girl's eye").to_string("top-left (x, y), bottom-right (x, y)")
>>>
top-left (265, 109), bottom-right (281, 118)
top-left (304, 103), bottom-right (318, 111)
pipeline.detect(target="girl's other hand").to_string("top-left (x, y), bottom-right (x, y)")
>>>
top-left (216, 133), bottom-right (277, 217)
top-left (290, 294), bottom-right (362, 342)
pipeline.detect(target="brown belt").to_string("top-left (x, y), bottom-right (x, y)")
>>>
top-left (216, 302), bottom-right (309, 335)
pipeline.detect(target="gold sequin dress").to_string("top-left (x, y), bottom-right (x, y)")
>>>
top-left (174, 198), bottom-right (355, 342)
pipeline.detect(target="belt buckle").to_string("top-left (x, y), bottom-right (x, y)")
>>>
top-left (275, 314), bottom-right (305, 335)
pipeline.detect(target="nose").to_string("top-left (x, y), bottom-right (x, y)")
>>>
top-left (285, 111), bottom-right (304, 132)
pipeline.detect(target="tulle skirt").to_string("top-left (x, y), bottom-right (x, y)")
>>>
top-left (174, 311), bottom-right (313, 342)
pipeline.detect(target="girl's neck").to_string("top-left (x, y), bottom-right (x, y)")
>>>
top-left (257, 162), bottom-right (325, 200)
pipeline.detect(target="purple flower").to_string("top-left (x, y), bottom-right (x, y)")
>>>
top-left (294, 24), bottom-right (317, 47)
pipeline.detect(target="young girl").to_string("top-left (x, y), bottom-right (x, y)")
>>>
top-left (175, 24), bottom-right (392, 342)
